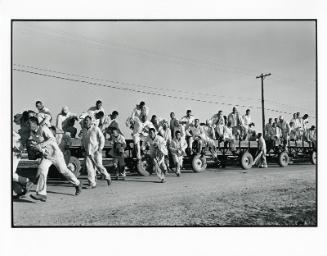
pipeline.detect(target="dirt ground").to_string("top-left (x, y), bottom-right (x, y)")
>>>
top-left (13, 164), bottom-right (316, 226)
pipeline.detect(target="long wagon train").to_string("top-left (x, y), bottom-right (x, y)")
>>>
top-left (17, 136), bottom-right (316, 178)
top-left (181, 139), bottom-right (317, 172)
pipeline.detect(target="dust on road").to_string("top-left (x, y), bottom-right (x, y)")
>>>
top-left (13, 164), bottom-right (316, 226)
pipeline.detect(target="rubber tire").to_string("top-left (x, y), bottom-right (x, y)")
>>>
top-left (192, 155), bottom-right (207, 172)
top-left (278, 151), bottom-right (289, 167)
top-left (310, 151), bottom-right (317, 165)
top-left (67, 156), bottom-right (81, 178)
top-left (136, 157), bottom-right (151, 176)
top-left (240, 151), bottom-right (253, 170)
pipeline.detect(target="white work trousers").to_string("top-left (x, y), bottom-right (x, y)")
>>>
top-left (85, 151), bottom-right (110, 186)
top-left (13, 154), bottom-right (29, 184)
top-left (36, 152), bottom-right (80, 196)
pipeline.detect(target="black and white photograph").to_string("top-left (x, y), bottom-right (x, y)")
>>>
top-left (2, 1), bottom-right (327, 255)
top-left (11, 20), bottom-right (317, 227)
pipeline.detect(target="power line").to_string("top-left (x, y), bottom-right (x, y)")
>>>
top-left (13, 66), bottom-right (312, 117)
top-left (14, 63), bottom-right (316, 115)
top-left (13, 63), bottom-right (260, 102)
top-left (16, 24), bottom-right (316, 87)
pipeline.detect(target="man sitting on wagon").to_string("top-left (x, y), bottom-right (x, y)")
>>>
top-left (223, 121), bottom-right (236, 152)
top-left (169, 130), bottom-right (187, 177)
top-left (189, 119), bottom-right (205, 154)
top-left (94, 111), bottom-right (111, 133)
top-left (105, 111), bottom-right (123, 139)
top-left (289, 121), bottom-right (298, 141)
top-left (247, 123), bottom-right (257, 141)
top-left (127, 114), bottom-right (155, 161)
top-left (56, 106), bottom-right (78, 140)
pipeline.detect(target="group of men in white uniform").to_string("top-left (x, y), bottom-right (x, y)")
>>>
top-left (13, 99), bottom-right (315, 201)
top-left (13, 100), bottom-right (124, 201)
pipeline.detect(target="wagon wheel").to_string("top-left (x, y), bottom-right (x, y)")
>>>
top-left (136, 156), bottom-right (151, 176)
top-left (310, 151), bottom-right (317, 165)
top-left (192, 155), bottom-right (207, 172)
top-left (278, 151), bottom-right (289, 167)
top-left (67, 156), bottom-right (82, 178)
top-left (240, 151), bottom-right (253, 170)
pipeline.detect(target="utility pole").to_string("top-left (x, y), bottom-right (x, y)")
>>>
top-left (256, 73), bottom-right (271, 138)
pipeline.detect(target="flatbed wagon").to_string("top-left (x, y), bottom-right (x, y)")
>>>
top-left (17, 136), bottom-right (316, 178)
top-left (181, 138), bottom-right (317, 172)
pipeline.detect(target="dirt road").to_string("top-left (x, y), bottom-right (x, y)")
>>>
top-left (13, 164), bottom-right (316, 226)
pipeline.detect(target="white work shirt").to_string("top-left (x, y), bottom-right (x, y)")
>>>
top-left (209, 114), bottom-right (224, 127)
top-left (223, 126), bottom-right (234, 140)
top-left (88, 106), bottom-right (105, 115)
top-left (158, 127), bottom-right (172, 145)
top-left (180, 115), bottom-right (195, 130)
top-left (190, 125), bottom-right (204, 138)
top-left (228, 112), bottom-right (240, 127)
top-left (132, 118), bottom-right (154, 136)
top-left (30, 125), bottom-right (60, 157)
top-left (144, 135), bottom-right (168, 156)
top-left (169, 137), bottom-right (187, 156)
top-left (56, 112), bottom-right (77, 131)
top-left (82, 126), bottom-right (105, 156)
top-left (242, 114), bottom-right (251, 127)
top-left (131, 105), bottom-right (149, 120)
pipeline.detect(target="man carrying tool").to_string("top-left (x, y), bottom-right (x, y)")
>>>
top-left (27, 117), bottom-right (81, 202)
top-left (82, 115), bottom-right (111, 188)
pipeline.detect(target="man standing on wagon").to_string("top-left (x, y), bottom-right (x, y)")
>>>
top-left (228, 106), bottom-right (242, 138)
top-left (179, 109), bottom-right (195, 154)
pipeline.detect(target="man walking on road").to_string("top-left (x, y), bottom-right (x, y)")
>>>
top-left (169, 130), bottom-right (187, 176)
top-left (28, 117), bottom-right (81, 202)
top-left (82, 116), bottom-right (111, 188)
top-left (144, 128), bottom-right (168, 183)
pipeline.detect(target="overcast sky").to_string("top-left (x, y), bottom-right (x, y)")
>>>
top-left (13, 21), bottom-right (316, 137)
